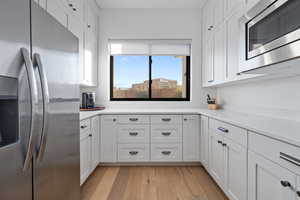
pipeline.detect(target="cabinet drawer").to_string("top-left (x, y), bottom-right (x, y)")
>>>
top-left (118, 144), bottom-right (149, 162)
top-left (80, 119), bottom-right (91, 134)
top-left (249, 132), bottom-right (300, 175)
top-left (209, 119), bottom-right (247, 146)
top-left (151, 124), bottom-right (182, 143)
top-left (151, 115), bottom-right (182, 124)
top-left (118, 115), bottom-right (150, 124)
top-left (151, 144), bottom-right (182, 162)
top-left (117, 125), bottom-right (150, 144)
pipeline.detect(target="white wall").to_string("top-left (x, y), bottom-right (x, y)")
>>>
top-left (96, 8), bottom-right (216, 109)
top-left (217, 75), bottom-right (300, 120)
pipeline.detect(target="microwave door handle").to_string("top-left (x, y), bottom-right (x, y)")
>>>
top-left (34, 53), bottom-right (50, 163)
top-left (21, 48), bottom-right (39, 171)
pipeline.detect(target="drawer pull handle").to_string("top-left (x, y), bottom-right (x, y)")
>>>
top-left (162, 151), bottom-right (171, 155)
top-left (218, 127), bottom-right (229, 133)
top-left (129, 118), bottom-right (139, 122)
top-left (80, 125), bottom-right (87, 129)
top-left (88, 134), bottom-right (92, 137)
top-left (297, 191), bottom-right (300, 197)
top-left (280, 152), bottom-right (300, 167)
top-left (129, 151), bottom-right (138, 155)
top-left (129, 132), bottom-right (138, 136)
top-left (280, 181), bottom-right (291, 188)
top-left (222, 143), bottom-right (227, 147)
top-left (162, 118), bottom-right (171, 122)
top-left (217, 140), bottom-right (223, 144)
top-left (162, 132), bottom-right (171, 136)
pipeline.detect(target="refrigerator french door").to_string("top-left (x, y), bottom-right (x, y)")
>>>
top-left (0, 1), bottom-right (80, 200)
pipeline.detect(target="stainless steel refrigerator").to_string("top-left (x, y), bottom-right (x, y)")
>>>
top-left (0, 0), bottom-right (80, 200)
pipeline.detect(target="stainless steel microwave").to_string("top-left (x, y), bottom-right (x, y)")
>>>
top-left (239, 0), bottom-right (300, 73)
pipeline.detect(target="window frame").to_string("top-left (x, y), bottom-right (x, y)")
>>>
top-left (110, 55), bottom-right (191, 101)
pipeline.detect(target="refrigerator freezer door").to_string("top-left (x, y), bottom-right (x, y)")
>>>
top-left (0, 0), bottom-right (33, 200)
top-left (31, 2), bottom-right (80, 200)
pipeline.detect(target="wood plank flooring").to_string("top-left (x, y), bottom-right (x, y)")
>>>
top-left (81, 166), bottom-right (228, 200)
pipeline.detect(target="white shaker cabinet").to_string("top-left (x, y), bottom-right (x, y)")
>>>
top-left (91, 116), bottom-right (100, 170)
top-left (47, 0), bottom-right (69, 27)
top-left (224, 137), bottom-right (247, 200)
top-left (80, 130), bottom-right (91, 185)
top-left (209, 130), bottom-right (226, 189)
top-left (248, 151), bottom-right (297, 200)
top-left (183, 115), bottom-right (200, 162)
top-left (200, 116), bottom-right (209, 170)
top-left (100, 115), bottom-right (118, 163)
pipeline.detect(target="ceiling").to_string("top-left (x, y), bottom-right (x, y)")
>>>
top-left (96, 0), bottom-right (206, 9)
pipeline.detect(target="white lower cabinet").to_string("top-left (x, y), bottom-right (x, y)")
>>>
top-left (151, 143), bottom-right (182, 162)
top-left (209, 130), bottom-right (226, 189)
top-left (224, 137), bottom-right (247, 200)
top-left (118, 144), bottom-right (149, 162)
top-left (200, 115), bottom-right (209, 170)
top-left (183, 115), bottom-right (200, 162)
top-left (100, 115), bottom-right (118, 163)
top-left (80, 116), bottom-right (100, 185)
top-left (248, 151), bottom-right (297, 200)
top-left (208, 118), bottom-right (247, 199)
top-left (80, 130), bottom-right (92, 185)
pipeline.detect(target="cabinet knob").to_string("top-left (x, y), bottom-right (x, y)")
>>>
top-left (113, 118), bottom-right (116, 122)
top-left (73, 8), bottom-right (77, 11)
top-left (81, 125), bottom-right (87, 129)
top-left (296, 191), bottom-right (300, 197)
top-left (184, 118), bottom-right (187, 121)
top-left (88, 134), bottom-right (92, 137)
top-left (217, 140), bottom-right (223, 144)
top-left (88, 24), bottom-right (91, 28)
top-left (69, 3), bottom-right (73, 7)
top-left (222, 143), bottom-right (227, 147)
top-left (280, 181), bottom-right (291, 188)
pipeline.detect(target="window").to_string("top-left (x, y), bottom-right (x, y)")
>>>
top-left (110, 40), bottom-right (191, 101)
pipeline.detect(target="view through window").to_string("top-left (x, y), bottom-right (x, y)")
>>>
top-left (111, 55), bottom-right (190, 100)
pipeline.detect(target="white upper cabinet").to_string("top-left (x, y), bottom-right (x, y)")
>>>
top-left (213, 23), bottom-right (226, 84)
top-left (248, 151), bottom-right (297, 200)
top-left (47, 0), bottom-right (69, 27)
top-left (182, 115), bottom-right (200, 162)
top-left (213, 0), bottom-right (225, 27)
top-left (224, 0), bottom-right (245, 17)
top-left (202, 36), bottom-right (214, 86)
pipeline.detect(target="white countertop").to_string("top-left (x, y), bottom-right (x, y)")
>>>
top-left (80, 108), bottom-right (300, 147)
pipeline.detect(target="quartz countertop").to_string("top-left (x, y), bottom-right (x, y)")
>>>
top-left (80, 108), bottom-right (300, 147)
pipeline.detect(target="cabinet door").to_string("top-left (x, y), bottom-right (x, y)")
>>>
top-left (248, 151), bottom-right (297, 200)
top-left (47, 0), bottom-right (68, 27)
top-left (203, 36), bottom-right (214, 86)
top-left (100, 115), bottom-right (117, 163)
top-left (213, 23), bottom-right (226, 84)
top-left (224, 137), bottom-right (247, 200)
top-left (209, 130), bottom-right (225, 189)
top-left (213, 0), bottom-right (224, 27)
top-left (202, 0), bottom-right (214, 40)
top-left (80, 131), bottom-right (92, 185)
top-left (83, 34), bottom-right (98, 86)
top-left (200, 116), bottom-right (209, 170)
top-left (86, 4), bottom-right (98, 37)
top-left (183, 115), bottom-right (200, 162)
top-left (91, 116), bottom-right (100, 169)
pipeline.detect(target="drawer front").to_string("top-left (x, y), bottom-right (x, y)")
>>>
top-left (249, 132), bottom-right (300, 175)
top-left (151, 144), bottom-right (182, 162)
top-left (151, 124), bottom-right (182, 143)
top-left (151, 115), bottom-right (182, 124)
top-left (117, 125), bottom-right (150, 144)
top-left (118, 144), bottom-right (150, 162)
top-left (209, 119), bottom-right (247, 146)
top-left (80, 119), bottom-right (91, 134)
top-left (118, 115), bottom-right (150, 124)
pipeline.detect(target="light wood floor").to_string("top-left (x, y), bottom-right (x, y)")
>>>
top-left (81, 166), bottom-right (228, 200)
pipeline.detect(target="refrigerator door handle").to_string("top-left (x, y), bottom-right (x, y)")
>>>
top-left (34, 53), bottom-right (50, 162)
top-left (21, 48), bottom-right (39, 171)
